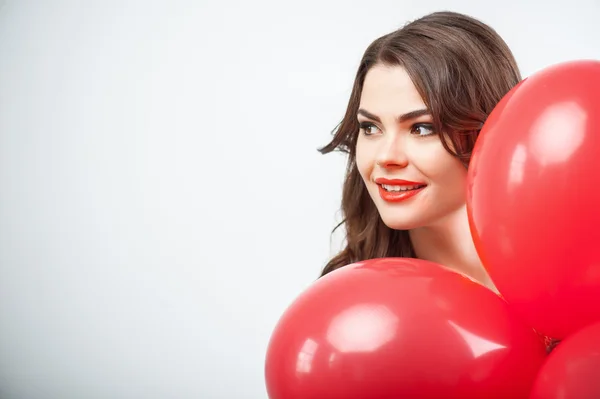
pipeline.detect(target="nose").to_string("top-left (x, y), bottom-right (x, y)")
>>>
top-left (375, 134), bottom-right (409, 169)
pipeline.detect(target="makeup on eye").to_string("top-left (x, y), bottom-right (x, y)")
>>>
top-left (410, 123), bottom-right (436, 137)
top-left (358, 120), bottom-right (436, 137)
top-left (359, 121), bottom-right (381, 136)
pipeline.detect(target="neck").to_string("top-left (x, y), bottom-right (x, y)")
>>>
top-left (408, 205), bottom-right (498, 293)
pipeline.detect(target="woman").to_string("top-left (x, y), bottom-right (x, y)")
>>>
top-left (319, 11), bottom-right (521, 293)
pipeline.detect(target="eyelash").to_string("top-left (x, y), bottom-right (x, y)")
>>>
top-left (359, 122), bottom-right (436, 137)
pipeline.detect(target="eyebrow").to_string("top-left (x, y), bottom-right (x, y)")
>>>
top-left (357, 108), bottom-right (431, 124)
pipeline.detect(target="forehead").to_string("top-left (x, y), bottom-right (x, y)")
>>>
top-left (360, 65), bottom-right (426, 115)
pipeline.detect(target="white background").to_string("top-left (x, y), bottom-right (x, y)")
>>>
top-left (0, 0), bottom-right (598, 398)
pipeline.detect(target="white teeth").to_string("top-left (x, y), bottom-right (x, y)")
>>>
top-left (382, 184), bottom-right (423, 192)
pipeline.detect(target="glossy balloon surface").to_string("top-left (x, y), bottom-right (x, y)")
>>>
top-left (467, 60), bottom-right (600, 339)
top-left (265, 258), bottom-right (546, 399)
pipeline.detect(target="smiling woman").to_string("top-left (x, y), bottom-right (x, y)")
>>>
top-left (318, 11), bottom-right (521, 291)
top-left (356, 65), bottom-right (467, 232)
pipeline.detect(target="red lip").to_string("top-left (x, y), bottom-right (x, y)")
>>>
top-left (374, 177), bottom-right (427, 203)
top-left (375, 178), bottom-right (426, 185)
top-left (377, 185), bottom-right (425, 202)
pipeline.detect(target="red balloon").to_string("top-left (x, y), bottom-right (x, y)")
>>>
top-left (467, 60), bottom-right (600, 340)
top-left (264, 258), bottom-right (546, 399)
top-left (530, 321), bottom-right (600, 398)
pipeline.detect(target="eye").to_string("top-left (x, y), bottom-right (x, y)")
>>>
top-left (359, 122), bottom-right (381, 136)
top-left (411, 123), bottom-right (436, 137)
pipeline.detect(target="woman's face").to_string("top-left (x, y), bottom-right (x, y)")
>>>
top-left (356, 64), bottom-right (468, 230)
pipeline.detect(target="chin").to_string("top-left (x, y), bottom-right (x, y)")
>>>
top-left (380, 216), bottom-right (423, 231)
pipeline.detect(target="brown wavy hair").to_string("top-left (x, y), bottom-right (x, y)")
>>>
top-left (319, 11), bottom-right (521, 277)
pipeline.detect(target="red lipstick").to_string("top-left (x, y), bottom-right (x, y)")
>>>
top-left (374, 178), bottom-right (427, 203)
top-left (375, 178), bottom-right (425, 185)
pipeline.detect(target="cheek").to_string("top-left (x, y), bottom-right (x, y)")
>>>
top-left (431, 153), bottom-right (468, 194)
top-left (412, 141), bottom-right (458, 177)
top-left (355, 138), bottom-right (373, 183)
top-left (413, 143), bottom-right (467, 194)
